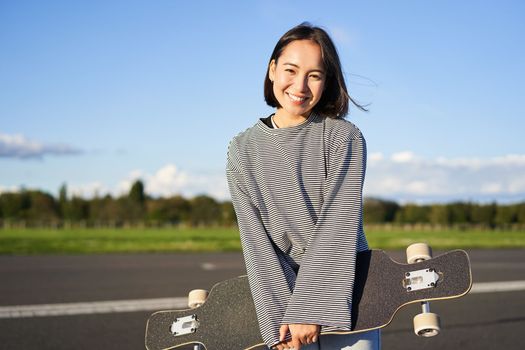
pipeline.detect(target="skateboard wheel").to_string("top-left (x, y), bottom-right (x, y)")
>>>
top-left (188, 289), bottom-right (209, 308)
top-left (406, 243), bottom-right (432, 264)
top-left (413, 312), bottom-right (440, 337)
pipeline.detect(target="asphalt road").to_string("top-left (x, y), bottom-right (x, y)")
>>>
top-left (0, 249), bottom-right (524, 350)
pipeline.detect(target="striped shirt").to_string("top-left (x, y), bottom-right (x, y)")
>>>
top-left (226, 112), bottom-right (369, 348)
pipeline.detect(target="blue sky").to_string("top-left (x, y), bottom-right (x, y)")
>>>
top-left (1, 0), bottom-right (524, 203)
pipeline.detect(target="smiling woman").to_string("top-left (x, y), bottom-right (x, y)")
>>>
top-left (227, 23), bottom-right (379, 350)
top-left (263, 23), bottom-right (366, 123)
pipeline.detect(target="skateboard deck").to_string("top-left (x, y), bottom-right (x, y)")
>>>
top-left (145, 249), bottom-right (472, 350)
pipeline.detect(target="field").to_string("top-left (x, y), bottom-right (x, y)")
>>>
top-left (0, 226), bottom-right (524, 255)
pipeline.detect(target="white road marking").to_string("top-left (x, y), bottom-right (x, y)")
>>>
top-left (469, 280), bottom-right (525, 294)
top-left (201, 263), bottom-right (217, 270)
top-left (1, 280), bottom-right (524, 319)
top-left (0, 297), bottom-right (188, 319)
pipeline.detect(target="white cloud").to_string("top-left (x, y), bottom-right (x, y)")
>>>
top-left (368, 152), bottom-right (384, 164)
top-left (116, 164), bottom-right (229, 200)
top-left (365, 151), bottom-right (525, 202)
top-left (69, 182), bottom-right (110, 198)
top-left (435, 154), bottom-right (525, 169)
top-left (391, 151), bottom-right (418, 163)
top-left (1, 164), bottom-right (229, 200)
top-left (406, 181), bottom-right (429, 194)
top-left (0, 132), bottom-right (82, 159)
top-left (146, 164), bottom-right (190, 196)
top-left (0, 185), bottom-right (19, 194)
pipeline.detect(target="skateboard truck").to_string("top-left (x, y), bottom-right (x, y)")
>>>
top-left (406, 243), bottom-right (442, 337)
top-left (170, 315), bottom-right (199, 336)
top-left (402, 268), bottom-right (440, 292)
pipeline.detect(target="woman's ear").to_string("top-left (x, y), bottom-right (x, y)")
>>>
top-left (269, 59), bottom-right (276, 82)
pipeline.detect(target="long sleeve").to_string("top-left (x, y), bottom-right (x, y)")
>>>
top-left (281, 133), bottom-right (367, 327)
top-left (226, 139), bottom-right (297, 347)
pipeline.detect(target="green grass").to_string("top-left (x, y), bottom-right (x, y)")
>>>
top-left (0, 227), bottom-right (242, 255)
top-left (365, 227), bottom-right (525, 250)
top-left (0, 226), bottom-right (524, 255)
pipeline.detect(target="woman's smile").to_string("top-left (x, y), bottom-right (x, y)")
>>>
top-left (286, 92), bottom-right (309, 104)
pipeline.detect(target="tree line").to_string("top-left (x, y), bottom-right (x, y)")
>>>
top-left (363, 197), bottom-right (525, 229)
top-left (0, 181), bottom-right (235, 228)
top-left (0, 180), bottom-right (524, 229)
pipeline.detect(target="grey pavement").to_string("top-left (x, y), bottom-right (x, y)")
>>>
top-left (0, 249), bottom-right (523, 349)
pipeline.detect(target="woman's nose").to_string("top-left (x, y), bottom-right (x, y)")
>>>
top-left (293, 75), bottom-right (309, 92)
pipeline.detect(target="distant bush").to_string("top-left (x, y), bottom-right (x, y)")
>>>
top-left (1, 182), bottom-right (524, 229)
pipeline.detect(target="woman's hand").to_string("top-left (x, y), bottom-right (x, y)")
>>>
top-left (274, 324), bottom-right (320, 350)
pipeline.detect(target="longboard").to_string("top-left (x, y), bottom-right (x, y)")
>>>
top-left (145, 248), bottom-right (472, 350)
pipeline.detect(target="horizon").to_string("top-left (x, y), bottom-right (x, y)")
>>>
top-left (2, 180), bottom-right (524, 206)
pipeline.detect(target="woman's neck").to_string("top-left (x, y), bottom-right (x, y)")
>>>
top-left (273, 109), bottom-right (309, 128)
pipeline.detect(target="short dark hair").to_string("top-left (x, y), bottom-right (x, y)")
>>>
top-left (264, 23), bottom-right (366, 118)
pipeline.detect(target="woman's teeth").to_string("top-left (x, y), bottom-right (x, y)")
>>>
top-left (288, 93), bottom-right (307, 102)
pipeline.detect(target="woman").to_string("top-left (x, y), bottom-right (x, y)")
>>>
top-left (226, 23), bottom-right (380, 350)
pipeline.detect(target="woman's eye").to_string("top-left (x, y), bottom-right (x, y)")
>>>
top-left (285, 69), bottom-right (295, 74)
top-left (309, 74), bottom-right (322, 80)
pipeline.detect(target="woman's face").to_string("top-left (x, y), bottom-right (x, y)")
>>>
top-left (269, 39), bottom-right (325, 120)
